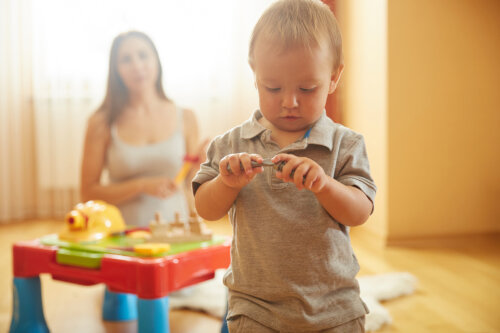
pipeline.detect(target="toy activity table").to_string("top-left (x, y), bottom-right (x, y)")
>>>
top-left (10, 234), bottom-right (231, 333)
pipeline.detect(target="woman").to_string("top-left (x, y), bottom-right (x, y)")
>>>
top-left (80, 30), bottom-right (207, 325)
top-left (81, 31), bottom-right (204, 226)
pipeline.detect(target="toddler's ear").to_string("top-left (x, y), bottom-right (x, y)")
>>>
top-left (328, 80), bottom-right (336, 94)
top-left (329, 64), bottom-right (344, 94)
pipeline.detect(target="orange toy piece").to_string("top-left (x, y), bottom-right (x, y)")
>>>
top-left (59, 200), bottom-right (126, 242)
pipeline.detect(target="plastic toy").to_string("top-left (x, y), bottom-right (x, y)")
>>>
top-left (59, 200), bottom-right (126, 242)
top-left (10, 235), bottom-right (230, 333)
top-left (149, 211), bottom-right (213, 243)
top-left (10, 200), bottom-right (230, 333)
top-left (133, 243), bottom-right (171, 256)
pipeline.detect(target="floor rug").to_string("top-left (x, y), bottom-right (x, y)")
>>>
top-left (170, 270), bottom-right (417, 331)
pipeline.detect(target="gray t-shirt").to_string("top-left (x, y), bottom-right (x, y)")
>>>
top-left (193, 110), bottom-right (376, 331)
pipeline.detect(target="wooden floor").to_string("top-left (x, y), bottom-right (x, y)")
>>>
top-left (1, 219), bottom-right (499, 333)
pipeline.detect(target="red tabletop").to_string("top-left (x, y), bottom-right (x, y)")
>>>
top-left (13, 238), bottom-right (231, 299)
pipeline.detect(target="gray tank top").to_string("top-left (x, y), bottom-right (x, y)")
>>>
top-left (106, 107), bottom-right (189, 226)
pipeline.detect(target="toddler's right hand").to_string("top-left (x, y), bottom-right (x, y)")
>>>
top-left (219, 153), bottom-right (264, 189)
top-left (141, 177), bottom-right (178, 198)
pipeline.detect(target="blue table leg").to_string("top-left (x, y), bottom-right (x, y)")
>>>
top-left (221, 300), bottom-right (228, 333)
top-left (9, 276), bottom-right (49, 333)
top-left (137, 296), bottom-right (169, 333)
top-left (102, 287), bottom-right (138, 321)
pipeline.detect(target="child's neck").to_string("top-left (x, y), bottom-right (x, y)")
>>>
top-left (259, 118), bottom-right (308, 149)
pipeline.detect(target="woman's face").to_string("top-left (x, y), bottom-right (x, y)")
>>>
top-left (116, 36), bottom-right (159, 94)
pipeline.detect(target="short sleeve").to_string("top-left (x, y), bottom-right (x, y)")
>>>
top-left (192, 138), bottom-right (223, 195)
top-left (335, 135), bottom-right (377, 209)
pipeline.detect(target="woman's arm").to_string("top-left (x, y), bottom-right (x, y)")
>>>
top-left (182, 108), bottom-right (209, 213)
top-left (183, 108), bottom-right (201, 168)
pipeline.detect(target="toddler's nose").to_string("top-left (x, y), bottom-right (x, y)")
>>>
top-left (282, 91), bottom-right (298, 109)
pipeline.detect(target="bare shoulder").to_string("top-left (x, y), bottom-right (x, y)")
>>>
top-left (182, 108), bottom-right (199, 135)
top-left (86, 110), bottom-right (110, 141)
top-left (182, 108), bottom-right (197, 126)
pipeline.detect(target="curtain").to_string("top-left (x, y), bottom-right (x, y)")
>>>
top-left (0, 0), bottom-right (273, 222)
top-left (0, 0), bottom-right (38, 221)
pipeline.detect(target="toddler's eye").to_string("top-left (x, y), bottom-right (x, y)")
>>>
top-left (300, 87), bottom-right (316, 92)
top-left (266, 87), bottom-right (281, 92)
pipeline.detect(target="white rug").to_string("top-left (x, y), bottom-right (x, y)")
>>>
top-left (170, 270), bottom-right (417, 332)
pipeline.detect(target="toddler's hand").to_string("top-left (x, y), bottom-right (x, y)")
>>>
top-left (219, 153), bottom-right (264, 189)
top-left (142, 177), bottom-right (178, 198)
top-left (272, 154), bottom-right (328, 193)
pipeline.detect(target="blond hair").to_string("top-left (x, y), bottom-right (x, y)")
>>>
top-left (249, 0), bottom-right (343, 71)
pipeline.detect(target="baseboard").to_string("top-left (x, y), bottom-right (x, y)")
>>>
top-left (386, 232), bottom-right (500, 248)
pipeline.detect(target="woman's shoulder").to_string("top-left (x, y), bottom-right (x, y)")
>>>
top-left (86, 109), bottom-right (110, 138)
top-left (181, 107), bottom-right (197, 125)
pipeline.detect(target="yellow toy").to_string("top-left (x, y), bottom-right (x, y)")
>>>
top-left (133, 243), bottom-right (171, 256)
top-left (59, 200), bottom-right (126, 242)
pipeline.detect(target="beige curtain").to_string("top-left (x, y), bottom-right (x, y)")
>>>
top-left (1, 0), bottom-right (86, 222)
top-left (0, 0), bottom-right (38, 221)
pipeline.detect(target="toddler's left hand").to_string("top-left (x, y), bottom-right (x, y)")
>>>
top-left (272, 154), bottom-right (328, 193)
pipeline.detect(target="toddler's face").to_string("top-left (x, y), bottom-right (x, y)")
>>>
top-left (252, 39), bottom-right (340, 134)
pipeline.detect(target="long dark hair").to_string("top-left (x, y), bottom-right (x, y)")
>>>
top-left (98, 31), bottom-right (170, 125)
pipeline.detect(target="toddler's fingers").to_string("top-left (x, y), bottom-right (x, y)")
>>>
top-left (293, 163), bottom-right (310, 189)
top-left (219, 158), bottom-right (231, 176)
top-left (239, 153), bottom-right (254, 175)
top-left (304, 169), bottom-right (319, 190)
top-left (309, 176), bottom-right (325, 193)
top-left (227, 154), bottom-right (243, 176)
top-left (249, 154), bottom-right (263, 163)
top-left (280, 158), bottom-right (302, 182)
top-left (271, 153), bottom-right (293, 164)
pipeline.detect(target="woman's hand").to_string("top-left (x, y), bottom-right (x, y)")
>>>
top-left (272, 153), bottom-right (328, 193)
top-left (141, 177), bottom-right (179, 198)
top-left (219, 153), bottom-right (264, 189)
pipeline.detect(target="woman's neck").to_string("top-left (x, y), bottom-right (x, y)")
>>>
top-left (127, 89), bottom-right (164, 114)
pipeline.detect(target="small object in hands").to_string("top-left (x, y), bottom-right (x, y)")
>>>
top-left (175, 154), bottom-right (200, 185)
top-left (226, 158), bottom-right (302, 181)
top-left (275, 160), bottom-right (305, 181)
top-left (226, 158), bottom-right (275, 172)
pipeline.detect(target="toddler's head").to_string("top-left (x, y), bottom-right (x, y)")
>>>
top-left (249, 0), bottom-right (344, 134)
top-left (249, 0), bottom-right (343, 72)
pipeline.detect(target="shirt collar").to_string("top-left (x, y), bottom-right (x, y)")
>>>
top-left (240, 110), bottom-right (268, 139)
top-left (241, 109), bottom-right (334, 151)
top-left (306, 111), bottom-right (334, 151)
